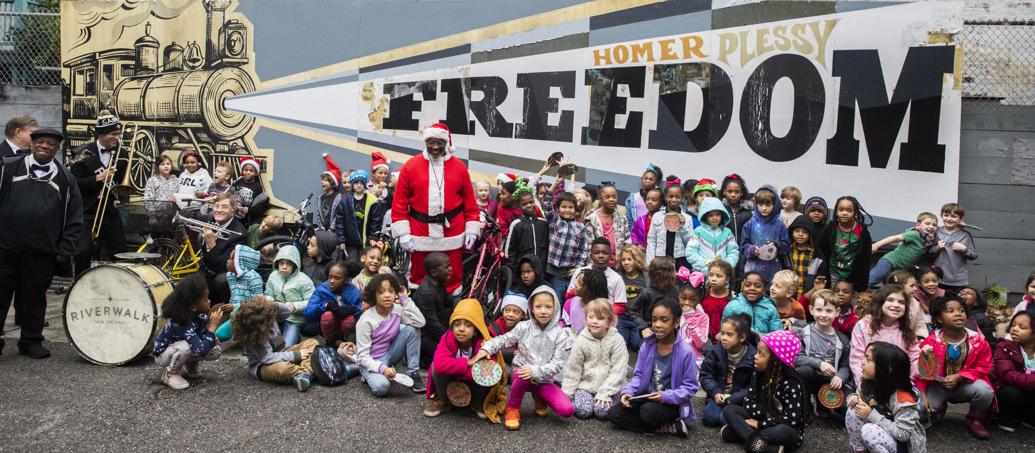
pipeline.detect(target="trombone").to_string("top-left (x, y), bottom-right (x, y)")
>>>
top-left (90, 123), bottom-right (137, 239)
top-left (173, 213), bottom-right (242, 240)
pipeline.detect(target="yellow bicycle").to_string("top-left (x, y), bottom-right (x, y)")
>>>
top-left (136, 221), bottom-right (202, 280)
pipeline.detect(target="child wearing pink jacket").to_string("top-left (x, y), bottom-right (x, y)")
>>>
top-left (676, 269), bottom-right (708, 366)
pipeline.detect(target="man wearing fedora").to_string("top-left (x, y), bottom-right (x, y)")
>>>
top-left (0, 128), bottom-right (84, 358)
top-left (70, 111), bottom-right (128, 278)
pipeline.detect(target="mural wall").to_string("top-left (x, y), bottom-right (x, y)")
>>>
top-left (62, 0), bottom-right (965, 232)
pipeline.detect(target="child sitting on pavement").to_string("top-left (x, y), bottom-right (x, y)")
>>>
top-left (303, 260), bottom-right (363, 344)
top-left (562, 299), bottom-right (629, 420)
top-left (264, 245), bottom-right (315, 347)
top-left (356, 273), bottom-right (427, 397)
top-left (232, 297), bottom-right (332, 392)
top-left (152, 275), bottom-right (230, 390)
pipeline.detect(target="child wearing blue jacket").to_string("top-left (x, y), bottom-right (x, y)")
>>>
top-left (214, 244), bottom-right (263, 341)
top-left (723, 272), bottom-right (783, 334)
top-left (303, 260), bottom-right (363, 343)
top-left (691, 197), bottom-right (740, 272)
top-left (739, 184), bottom-right (789, 285)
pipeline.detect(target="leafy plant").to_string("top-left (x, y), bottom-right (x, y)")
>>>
top-left (984, 283), bottom-right (1009, 307)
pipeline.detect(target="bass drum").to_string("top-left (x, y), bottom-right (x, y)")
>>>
top-left (63, 263), bottom-right (173, 366)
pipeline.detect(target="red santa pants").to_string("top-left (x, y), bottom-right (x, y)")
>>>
top-left (409, 249), bottom-right (463, 294)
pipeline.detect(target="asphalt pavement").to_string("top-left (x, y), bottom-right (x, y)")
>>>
top-left (2, 292), bottom-right (1034, 452)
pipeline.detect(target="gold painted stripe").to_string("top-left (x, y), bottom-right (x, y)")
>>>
top-left (255, 0), bottom-right (663, 89)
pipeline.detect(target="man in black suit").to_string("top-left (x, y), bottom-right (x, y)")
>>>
top-left (0, 128), bottom-right (84, 358)
top-left (199, 192), bottom-right (247, 305)
top-left (1, 115), bottom-right (38, 158)
top-left (69, 112), bottom-right (128, 277)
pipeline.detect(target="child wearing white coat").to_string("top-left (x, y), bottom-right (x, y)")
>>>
top-left (562, 299), bottom-right (629, 419)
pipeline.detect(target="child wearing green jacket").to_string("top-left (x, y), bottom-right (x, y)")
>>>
top-left (265, 245), bottom-right (316, 347)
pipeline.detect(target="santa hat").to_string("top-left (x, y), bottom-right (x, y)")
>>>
top-left (322, 153), bottom-right (341, 184)
top-left (421, 122), bottom-right (454, 152)
top-left (496, 173), bottom-right (518, 184)
top-left (239, 157), bottom-right (260, 173)
top-left (371, 151), bottom-right (390, 172)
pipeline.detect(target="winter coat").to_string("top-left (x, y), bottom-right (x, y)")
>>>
top-left (858, 390), bottom-right (927, 453)
top-left (722, 197), bottom-right (754, 244)
top-left (803, 196), bottom-right (828, 233)
top-left (303, 281), bottom-right (363, 335)
top-left (739, 184), bottom-right (789, 284)
top-left (504, 214), bottom-right (549, 272)
top-left (699, 342), bottom-right (757, 404)
top-left (916, 327), bottom-right (992, 394)
top-left (630, 212), bottom-right (652, 247)
top-left (742, 374), bottom-right (805, 448)
top-left (644, 210), bottom-right (696, 263)
top-left (412, 276), bottom-right (452, 343)
top-left (722, 294), bottom-right (783, 334)
top-left (332, 191), bottom-right (362, 249)
top-left (624, 191), bottom-right (646, 229)
top-left (152, 313), bottom-right (219, 358)
top-left (265, 245), bottom-right (316, 326)
top-left (585, 207), bottom-right (631, 254)
top-left (690, 197), bottom-right (740, 272)
top-left (302, 230), bottom-right (341, 284)
top-left (680, 307), bottom-right (709, 360)
top-left (623, 335), bottom-right (700, 423)
top-left (426, 298), bottom-right (509, 424)
top-left (991, 339), bottom-right (1035, 391)
top-left (481, 285), bottom-right (573, 383)
top-left (227, 245), bottom-right (263, 306)
top-left (849, 315), bottom-right (920, 389)
top-left (562, 327), bottom-right (629, 402)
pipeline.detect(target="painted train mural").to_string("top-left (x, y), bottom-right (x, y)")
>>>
top-left (61, 0), bottom-right (261, 193)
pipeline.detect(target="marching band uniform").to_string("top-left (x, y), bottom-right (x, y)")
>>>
top-left (70, 113), bottom-right (127, 277)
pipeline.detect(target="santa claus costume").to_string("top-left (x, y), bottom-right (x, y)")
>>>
top-left (391, 123), bottom-right (480, 293)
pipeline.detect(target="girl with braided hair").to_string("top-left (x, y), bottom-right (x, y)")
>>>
top-left (720, 329), bottom-right (809, 452)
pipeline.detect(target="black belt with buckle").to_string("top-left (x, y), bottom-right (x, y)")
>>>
top-left (410, 205), bottom-right (462, 225)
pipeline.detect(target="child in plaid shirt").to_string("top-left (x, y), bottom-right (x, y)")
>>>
top-left (788, 215), bottom-right (825, 305)
top-left (546, 191), bottom-right (590, 301)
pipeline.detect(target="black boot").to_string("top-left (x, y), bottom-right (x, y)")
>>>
top-left (18, 342), bottom-right (50, 359)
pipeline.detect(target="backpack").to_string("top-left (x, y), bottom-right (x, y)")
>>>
top-left (309, 346), bottom-right (348, 386)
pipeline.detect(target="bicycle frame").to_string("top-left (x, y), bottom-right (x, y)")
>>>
top-left (136, 226), bottom-right (202, 280)
top-left (466, 229), bottom-right (504, 299)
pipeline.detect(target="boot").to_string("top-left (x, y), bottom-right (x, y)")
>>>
top-left (533, 396), bottom-right (548, 417)
top-left (966, 408), bottom-right (991, 440)
top-left (161, 371), bottom-right (190, 390)
top-left (504, 407), bottom-right (521, 430)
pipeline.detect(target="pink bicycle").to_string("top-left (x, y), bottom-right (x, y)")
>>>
top-left (462, 209), bottom-right (512, 318)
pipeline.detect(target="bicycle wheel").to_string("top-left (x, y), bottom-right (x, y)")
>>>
top-left (390, 239), bottom-right (410, 277)
top-left (460, 252), bottom-right (483, 298)
top-left (476, 265), bottom-right (512, 318)
top-left (141, 238), bottom-right (181, 275)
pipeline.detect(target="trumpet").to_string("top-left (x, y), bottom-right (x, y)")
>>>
top-left (174, 213), bottom-right (242, 240)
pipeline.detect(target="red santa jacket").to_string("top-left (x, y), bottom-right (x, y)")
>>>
top-left (391, 150), bottom-right (480, 252)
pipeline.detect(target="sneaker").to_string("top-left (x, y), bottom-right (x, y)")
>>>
top-left (474, 409), bottom-right (487, 420)
top-left (998, 421), bottom-right (1017, 433)
top-left (720, 425), bottom-right (738, 443)
top-left (184, 361), bottom-right (202, 378)
top-left (294, 373), bottom-right (312, 392)
top-left (424, 397), bottom-right (449, 417)
top-left (1022, 421), bottom-right (1035, 430)
top-left (17, 342), bottom-right (50, 359)
top-left (161, 371), bottom-right (190, 390)
top-left (654, 424), bottom-right (676, 435)
top-left (674, 420), bottom-right (688, 438)
top-left (409, 371), bottom-right (426, 393)
top-left (533, 398), bottom-right (548, 417)
top-left (504, 407), bottom-right (521, 430)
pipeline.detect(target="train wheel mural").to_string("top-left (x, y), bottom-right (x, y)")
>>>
top-left (129, 129), bottom-right (156, 191)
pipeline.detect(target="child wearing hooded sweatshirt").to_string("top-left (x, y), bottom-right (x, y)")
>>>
top-left (691, 197), bottom-right (740, 273)
top-left (214, 244), bottom-right (263, 341)
top-left (303, 230), bottom-right (340, 284)
top-left (723, 272), bottom-right (783, 334)
top-left (510, 255), bottom-right (546, 299)
top-left (562, 299), bottom-right (629, 420)
top-left (303, 260), bottom-right (363, 343)
top-left (472, 285), bottom-right (574, 430)
top-left (739, 184), bottom-right (789, 286)
top-left (720, 174), bottom-right (753, 243)
top-left (424, 298), bottom-right (509, 423)
top-left (788, 215), bottom-right (826, 302)
top-left (265, 245), bottom-right (316, 347)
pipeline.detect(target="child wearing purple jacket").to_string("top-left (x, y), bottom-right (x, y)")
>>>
top-left (608, 298), bottom-right (699, 437)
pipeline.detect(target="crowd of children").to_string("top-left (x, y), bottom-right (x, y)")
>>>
top-left (147, 153), bottom-right (1035, 452)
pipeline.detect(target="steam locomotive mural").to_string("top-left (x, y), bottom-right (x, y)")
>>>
top-left (61, 0), bottom-right (261, 193)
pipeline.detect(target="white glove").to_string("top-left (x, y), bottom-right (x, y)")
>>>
top-left (464, 233), bottom-right (478, 251)
top-left (399, 234), bottom-right (414, 252)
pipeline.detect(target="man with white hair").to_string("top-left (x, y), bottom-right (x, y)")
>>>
top-left (390, 123), bottom-right (480, 293)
